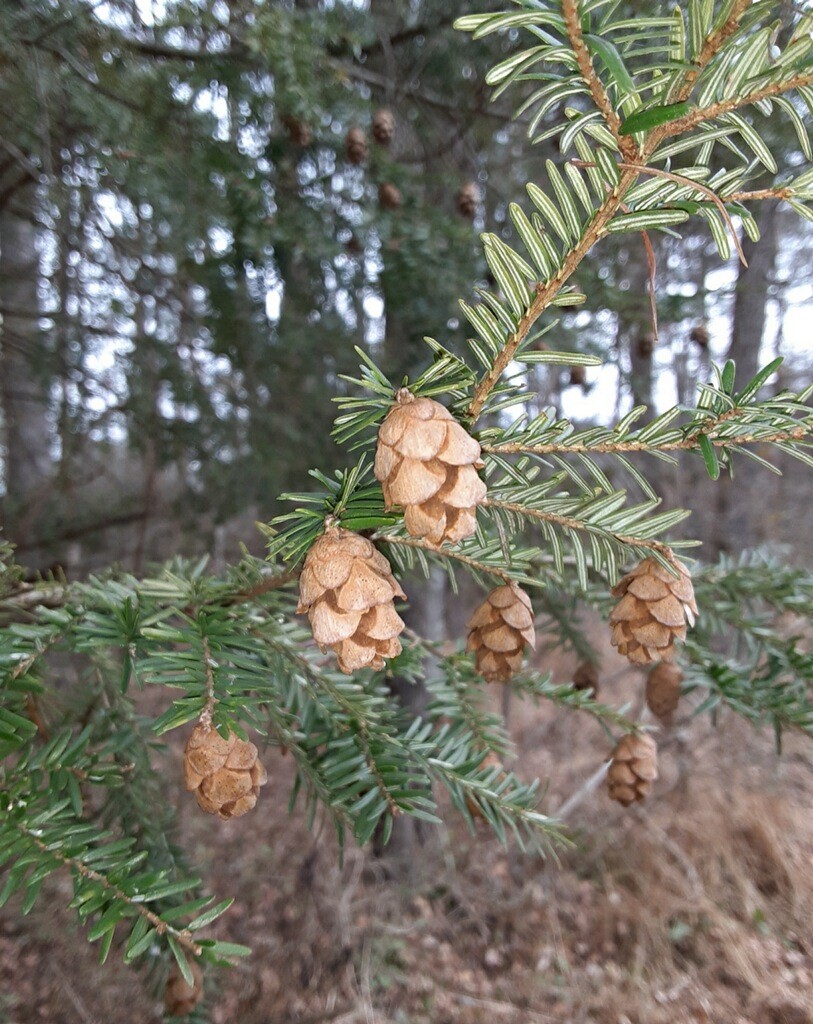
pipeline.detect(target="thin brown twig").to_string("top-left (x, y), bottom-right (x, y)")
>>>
top-left (655, 70), bottom-right (813, 142)
top-left (483, 499), bottom-right (672, 557)
top-left (13, 822), bottom-right (202, 956)
top-left (575, 159), bottom-right (748, 266)
top-left (199, 636), bottom-right (217, 728)
top-left (723, 186), bottom-right (794, 203)
top-left (376, 534), bottom-right (514, 582)
top-left (227, 568), bottom-right (297, 605)
top-left (674, 0), bottom-right (753, 102)
top-left (482, 423), bottom-right (810, 457)
top-left (640, 225), bottom-right (659, 339)
top-left (466, 167), bottom-right (641, 420)
top-left (561, 0), bottom-right (637, 161)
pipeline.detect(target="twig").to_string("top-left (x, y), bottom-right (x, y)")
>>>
top-left (482, 423), bottom-right (810, 457)
top-left (466, 167), bottom-right (641, 420)
top-left (14, 821), bottom-right (202, 956)
top-left (655, 70), bottom-right (813, 142)
top-left (574, 159), bottom-right (748, 266)
top-left (227, 568), bottom-right (297, 605)
top-left (562, 0), bottom-right (637, 161)
top-left (552, 761), bottom-right (610, 821)
top-left (673, 0), bottom-right (752, 102)
top-left (484, 498), bottom-right (673, 558)
top-left (376, 534), bottom-right (515, 582)
top-left (199, 636), bottom-right (217, 729)
top-left (723, 187), bottom-right (794, 203)
top-left (49, 961), bottom-right (99, 1024)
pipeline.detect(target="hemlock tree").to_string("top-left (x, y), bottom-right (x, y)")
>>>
top-left (3, 0), bottom-right (813, 1017)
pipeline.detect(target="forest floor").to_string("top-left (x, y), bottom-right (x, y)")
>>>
top-left (3, 626), bottom-right (813, 1024)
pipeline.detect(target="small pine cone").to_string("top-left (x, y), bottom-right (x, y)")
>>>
top-left (646, 662), bottom-right (683, 721)
top-left (466, 750), bottom-right (503, 819)
top-left (164, 960), bottom-right (203, 1017)
top-left (282, 115), bottom-right (312, 147)
top-left (378, 183), bottom-right (402, 210)
top-left (467, 583), bottom-right (535, 682)
top-left (375, 389), bottom-right (486, 547)
top-left (372, 108), bottom-right (395, 145)
top-left (637, 332), bottom-right (655, 358)
top-left (690, 324), bottom-right (709, 348)
top-left (608, 733), bottom-right (658, 807)
top-left (296, 527), bottom-right (406, 673)
top-left (609, 555), bottom-right (697, 665)
top-left (345, 126), bottom-right (368, 164)
top-left (572, 661), bottom-right (599, 698)
top-left (569, 365), bottom-right (586, 387)
top-left (457, 181), bottom-right (479, 219)
top-left (183, 725), bottom-right (267, 820)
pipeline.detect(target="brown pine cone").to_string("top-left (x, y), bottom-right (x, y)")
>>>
top-left (372, 108), bottom-right (395, 145)
top-left (184, 724), bottom-right (267, 820)
top-left (690, 324), bottom-right (709, 348)
top-left (164, 960), bottom-right (203, 1017)
top-left (607, 733), bottom-right (658, 807)
top-left (646, 662), bottom-right (683, 720)
top-left (375, 389), bottom-right (486, 547)
top-left (467, 583), bottom-right (535, 682)
top-left (378, 183), bottom-right (402, 210)
top-left (572, 661), bottom-right (599, 698)
top-left (457, 181), bottom-right (479, 219)
top-left (296, 526), bottom-right (406, 673)
top-left (281, 115), bottom-right (312, 147)
top-left (345, 126), bottom-right (368, 164)
top-left (609, 554), bottom-right (697, 665)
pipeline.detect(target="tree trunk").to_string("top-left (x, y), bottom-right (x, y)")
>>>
top-left (728, 202), bottom-right (779, 386)
top-left (708, 202), bottom-right (780, 556)
top-left (0, 185), bottom-right (53, 555)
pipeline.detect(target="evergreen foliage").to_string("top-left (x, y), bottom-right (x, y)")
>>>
top-left (3, 0), bottom-right (813, 1015)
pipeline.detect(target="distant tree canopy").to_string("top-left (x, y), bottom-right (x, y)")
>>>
top-left (3, 0), bottom-right (811, 567)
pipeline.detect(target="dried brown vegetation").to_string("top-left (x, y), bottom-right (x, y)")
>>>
top-left (3, 634), bottom-right (813, 1024)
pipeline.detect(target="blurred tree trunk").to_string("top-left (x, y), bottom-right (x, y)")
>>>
top-left (627, 247), bottom-right (654, 409)
top-left (709, 202), bottom-right (780, 555)
top-left (0, 185), bottom-right (53, 555)
top-left (728, 202), bottom-right (779, 385)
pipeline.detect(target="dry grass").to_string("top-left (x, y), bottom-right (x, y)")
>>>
top-left (3, 634), bottom-right (813, 1024)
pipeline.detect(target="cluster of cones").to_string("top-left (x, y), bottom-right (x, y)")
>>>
top-left (180, 390), bottom-right (697, 831)
top-left (603, 554), bottom-right (693, 807)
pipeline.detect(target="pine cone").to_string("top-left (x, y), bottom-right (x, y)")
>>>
top-left (164, 960), bottom-right (203, 1017)
top-left (457, 181), bottom-right (479, 218)
top-left (637, 332), bottom-right (655, 358)
top-left (345, 126), bottom-right (368, 164)
top-left (572, 661), bottom-right (599, 698)
top-left (282, 115), bottom-right (312, 147)
top-left (378, 183), bottom-right (402, 210)
top-left (608, 733), bottom-right (658, 807)
top-left (646, 662), bottom-right (683, 721)
top-left (690, 324), bottom-right (709, 348)
top-left (372, 108), bottom-right (395, 145)
top-left (296, 526), bottom-right (406, 673)
top-left (183, 725), bottom-right (267, 820)
top-left (467, 583), bottom-right (535, 682)
top-left (609, 555), bottom-right (697, 665)
top-left (375, 389), bottom-right (486, 547)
